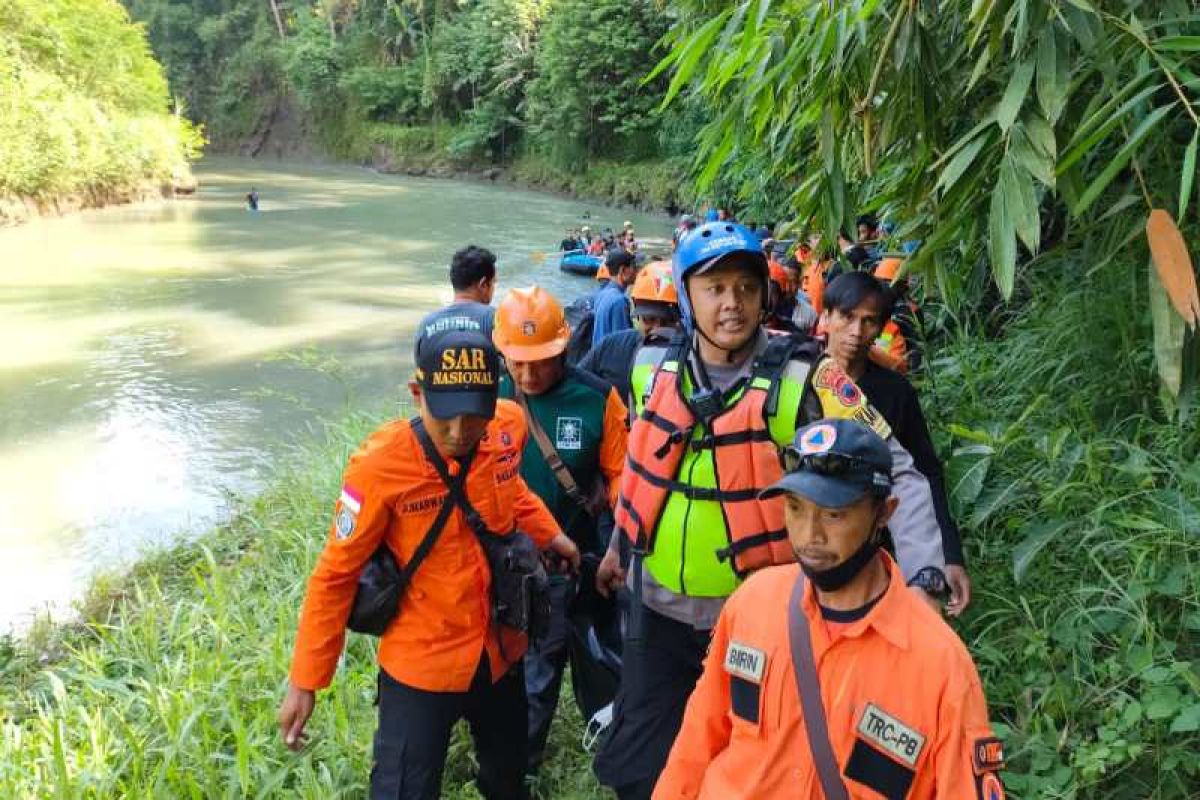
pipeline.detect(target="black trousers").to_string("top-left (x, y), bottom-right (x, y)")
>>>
top-left (370, 655), bottom-right (528, 800)
top-left (524, 576), bottom-right (622, 772)
top-left (592, 604), bottom-right (711, 800)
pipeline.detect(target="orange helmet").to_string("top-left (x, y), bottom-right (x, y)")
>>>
top-left (493, 286), bottom-right (571, 361)
top-left (630, 260), bottom-right (678, 305)
top-left (595, 262), bottom-right (612, 281)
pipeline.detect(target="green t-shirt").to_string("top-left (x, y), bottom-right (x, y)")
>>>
top-left (500, 366), bottom-right (612, 554)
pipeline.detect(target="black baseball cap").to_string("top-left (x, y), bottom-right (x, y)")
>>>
top-left (413, 328), bottom-right (499, 420)
top-left (761, 419), bottom-right (893, 508)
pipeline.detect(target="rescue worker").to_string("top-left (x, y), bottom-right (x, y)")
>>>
top-left (592, 248), bottom-right (639, 346)
top-left (654, 420), bottom-right (1005, 799)
top-left (417, 245), bottom-right (497, 341)
top-left (491, 287), bottom-right (629, 774)
top-left (581, 259), bottom-right (681, 408)
top-left (821, 271), bottom-right (970, 613)
top-left (278, 327), bottom-right (581, 800)
top-left (592, 222), bottom-right (948, 799)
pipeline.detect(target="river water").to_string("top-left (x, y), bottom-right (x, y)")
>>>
top-left (0, 157), bottom-right (668, 631)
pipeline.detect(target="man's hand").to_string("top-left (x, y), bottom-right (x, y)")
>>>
top-left (944, 564), bottom-right (972, 617)
top-left (910, 585), bottom-right (942, 614)
top-left (547, 533), bottom-right (581, 572)
top-left (278, 684), bottom-right (315, 751)
top-left (595, 549), bottom-right (626, 598)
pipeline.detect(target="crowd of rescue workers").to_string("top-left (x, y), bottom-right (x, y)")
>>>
top-left (275, 208), bottom-right (1009, 800)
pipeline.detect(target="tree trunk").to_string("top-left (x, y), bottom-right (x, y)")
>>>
top-left (267, 0), bottom-right (285, 38)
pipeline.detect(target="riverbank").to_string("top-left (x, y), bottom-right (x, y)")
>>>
top-left (308, 121), bottom-right (697, 214)
top-left (0, 177), bottom-right (197, 228)
top-left (0, 0), bottom-right (202, 229)
top-left (2, 257), bottom-right (1195, 797)
top-left (0, 407), bottom-right (606, 798)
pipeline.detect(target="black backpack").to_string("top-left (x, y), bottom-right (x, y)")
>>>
top-left (564, 295), bottom-right (596, 366)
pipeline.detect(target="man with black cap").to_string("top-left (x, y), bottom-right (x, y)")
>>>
top-left (655, 419), bottom-right (1006, 800)
top-left (279, 327), bottom-right (580, 800)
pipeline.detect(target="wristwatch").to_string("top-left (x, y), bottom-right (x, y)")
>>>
top-left (908, 566), bottom-right (948, 597)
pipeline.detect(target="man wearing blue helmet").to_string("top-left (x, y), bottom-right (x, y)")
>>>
top-left (592, 222), bottom-right (948, 799)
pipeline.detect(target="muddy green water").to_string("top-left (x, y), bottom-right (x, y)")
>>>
top-left (0, 157), bottom-right (668, 630)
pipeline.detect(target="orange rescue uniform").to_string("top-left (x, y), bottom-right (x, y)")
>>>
top-left (289, 400), bottom-right (562, 693)
top-left (655, 553), bottom-right (1005, 800)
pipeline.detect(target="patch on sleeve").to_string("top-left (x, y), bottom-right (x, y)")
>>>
top-left (812, 359), bottom-right (863, 408)
top-left (723, 642), bottom-right (766, 683)
top-left (339, 485), bottom-right (363, 514)
top-left (335, 484), bottom-right (362, 539)
top-left (852, 402), bottom-right (893, 439)
top-left (978, 771), bottom-right (1005, 800)
top-left (856, 703), bottom-right (926, 768)
top-left (973, 737), bottom-right (1006, 775)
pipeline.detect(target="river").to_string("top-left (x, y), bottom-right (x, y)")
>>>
top-left (0, 157), bottom-right (668, 631)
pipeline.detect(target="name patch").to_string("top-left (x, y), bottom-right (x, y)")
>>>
top-left (724, 642), bottom-right (766, 683)
top-left (401, 494), bottom-right (445, 515)
top-left (857, 703), bottom-right (926, 768)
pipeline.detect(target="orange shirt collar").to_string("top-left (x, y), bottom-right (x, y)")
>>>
top-left (801, 550), bottom-right (911, 652)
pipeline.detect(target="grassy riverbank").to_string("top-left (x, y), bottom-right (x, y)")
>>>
top-left (0, 409), bottom-right (603, 799)
top-left (0, 0), bottom-right (201, 226)
top-left (2, 258), bottom-right (1197, 798)
top-left (318, 119), bottom-right (695, 213)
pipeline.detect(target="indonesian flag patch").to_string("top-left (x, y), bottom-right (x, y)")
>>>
top-left (335, 484), bottom-right (363, 539)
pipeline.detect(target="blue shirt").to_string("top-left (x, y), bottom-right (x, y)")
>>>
top-left (591, 282), bottom-right (632, 346)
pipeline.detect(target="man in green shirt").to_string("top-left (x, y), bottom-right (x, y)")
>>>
top-left (492, 286), bottom-right (630, 774)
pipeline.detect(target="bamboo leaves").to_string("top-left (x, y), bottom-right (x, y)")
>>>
top-left (1036, 28), bottom-right (1069, 123)
top-left (997, 58), bottom-right (1035, 132)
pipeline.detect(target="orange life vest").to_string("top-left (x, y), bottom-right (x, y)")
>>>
top-left (614, 335), bottom-right (817, 577)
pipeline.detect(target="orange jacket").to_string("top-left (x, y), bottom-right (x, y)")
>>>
top-left (289, 400), bottom-right (561, 693)
top-left (655, 553), bottom-right (1004, 800)
top-left (800, 257), bottom-right (832, 316)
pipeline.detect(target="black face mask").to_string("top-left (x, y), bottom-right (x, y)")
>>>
top-left (798, 514), bottom-right (882, 592)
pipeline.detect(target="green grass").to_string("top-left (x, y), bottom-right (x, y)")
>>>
top-left (1, 252), bottom-right (1197, 798)
top-left (919, 254), bottom-right (1200, 798)
top-left (0, 409), bottom-right (608, 798)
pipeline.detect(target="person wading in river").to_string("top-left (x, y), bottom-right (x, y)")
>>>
top-left (278, 327), bottom-right (580, 800)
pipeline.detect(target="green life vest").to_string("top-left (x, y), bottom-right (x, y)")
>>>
top-left (627, 336), bottom-right (819, 597)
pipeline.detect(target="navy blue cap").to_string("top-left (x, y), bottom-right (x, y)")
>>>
top-left (761, 419), bottom-right (893, 508)
top-left (414, 328), bottom-right (499, 420)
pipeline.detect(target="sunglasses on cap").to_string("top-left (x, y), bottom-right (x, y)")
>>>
top-left (779, 447), bottom-right (872, 476)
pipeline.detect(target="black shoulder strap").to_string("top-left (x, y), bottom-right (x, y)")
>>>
top-left (398, 419), bottom-right (478, 586)
top-left (753, 333), bottom-right (818, 417)
top-left (788, 572), bottom-right (851, 800)
top-left (411, 417), bottom-right (493, 539)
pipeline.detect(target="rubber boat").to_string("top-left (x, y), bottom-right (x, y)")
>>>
top-left (559, 249), bottom-right (604, 276)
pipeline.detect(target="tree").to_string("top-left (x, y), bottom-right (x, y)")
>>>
top-left (525, 0), bottom-right (670, 165)
top-left (656, 0), bottom-right (1200, 302)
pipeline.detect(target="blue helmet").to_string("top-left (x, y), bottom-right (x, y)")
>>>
top-left (671, 221), bottom-right (769, 331)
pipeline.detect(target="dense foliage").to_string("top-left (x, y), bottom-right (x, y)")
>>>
top-left (0, 0), bottom-right (200, 200)
top-left (658, 0), bottom-right (1200, 298)
top-left (124, 0), bottom-right (681, 169)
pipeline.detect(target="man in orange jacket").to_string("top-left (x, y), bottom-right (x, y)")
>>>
top-left (654, 419), bottom-right (1005, 799)
top-left (278, 327), bottom-right (581, 800)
